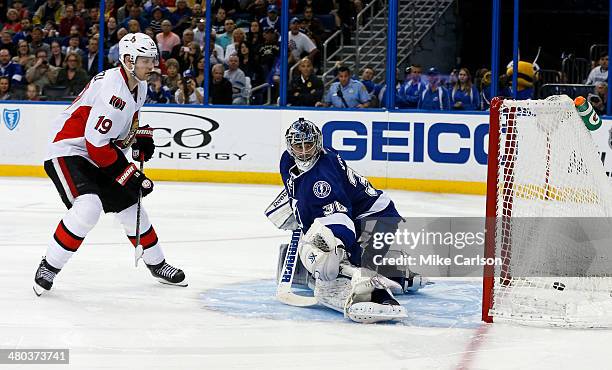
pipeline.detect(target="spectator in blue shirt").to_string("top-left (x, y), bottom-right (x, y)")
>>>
top-left (259, 5), bottom-right (281, 34)
top-left (0, 49), bottom-right (24, 85)
top-left (451, 68), bottom-right (480, 110)
top-left (360, 67), bottom-right (382, 106)
top-left (121, 6), bottom-right (149, 31)
top-left (317, 66), bottom-right (370, 108)
top-left (418, 67), bottom-right (450, 110)
top-left (397, 64), bottom-right (425, 108)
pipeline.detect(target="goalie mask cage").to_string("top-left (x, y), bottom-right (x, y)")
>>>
top-left (482, 95), bottom-right (612, 328)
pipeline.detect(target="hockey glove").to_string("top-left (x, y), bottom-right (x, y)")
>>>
top-left (101, 145), bottom-right (154, 197)
top-left (132, 125), bottom-right (155, 162)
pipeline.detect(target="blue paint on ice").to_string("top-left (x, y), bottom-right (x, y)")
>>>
top-left (200, 280), bottom-right (482, 328)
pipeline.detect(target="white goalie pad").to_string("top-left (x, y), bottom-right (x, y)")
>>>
top-left (314, 265), bottom-right (407, 323)
top-left (264, 188), bottom-right (298, 230)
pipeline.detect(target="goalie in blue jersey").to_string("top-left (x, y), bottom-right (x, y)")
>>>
top-left (266, 118), bottom-right (427, 323)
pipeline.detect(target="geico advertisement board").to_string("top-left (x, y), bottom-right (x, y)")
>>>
top-left (280, 111), bottom-right (489, 182)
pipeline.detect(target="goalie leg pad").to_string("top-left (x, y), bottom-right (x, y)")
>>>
top-left (314, 266), bottom-right (408, 323)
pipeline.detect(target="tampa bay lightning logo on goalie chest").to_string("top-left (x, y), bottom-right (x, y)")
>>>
top-left (313, 180), bottom-right (331, 198)
top-left (2, 108), bottom-right (20, 130)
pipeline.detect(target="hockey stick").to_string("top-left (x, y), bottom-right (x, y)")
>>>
top-left (134, 157), bottom-right (144, 267)
top-left (276, 229), bottom-right (318, 307)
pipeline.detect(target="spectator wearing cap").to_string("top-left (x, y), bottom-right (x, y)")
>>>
top-left (586, 53), bottom-right (608, 85)
top-left (216, 18), bottom-right (236, 51)
top-left (3, 8), bottom-right (22, 34)
top-left (260, 5), bottom-right (280, 34)
top-left (175, 69), bottom-right (204, 104)
top-left (288, 17), bottom-right (318, 65)
top-left (156, 20), bottom-right (181, 60)
top-left (317, 66), bottom-right (370, 108)
top-left (59, 5), bottom-right (85, 37)
top-left (417, 67), bottom-right (450, 110)
top-left (0, 49), bottom-right (24, 85)
top-left (359, 67), bottom-right (382, 106)
top-left (193, 17), bottom-right (206, 49)
top-left (396, 64), bottom-right (425, 108)
top-left (450, 68), bottom-right (480, 111)
top-left (289, 57), bottom-right (323, 106)
top-left (29, 27), bottom-right (50, 55)
top-left (55, 52), bottom-right (88, 95)
top-left (33, 0), bottom-right (64, 26)
top-left (224, 53), bottom-right (247, 105)
top-left (210, 63), bottom-right (233, 105)
top-left (146, 68), bottom-right (173, 103)
top-left (257, 27), bottom-right (280, 76)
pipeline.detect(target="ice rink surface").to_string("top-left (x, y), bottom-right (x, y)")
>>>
top-left (1, 178), bottom-right (611, 370)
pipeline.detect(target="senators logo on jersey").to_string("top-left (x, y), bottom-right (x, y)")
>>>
top-left (109, 95), bottom-right (126, 111)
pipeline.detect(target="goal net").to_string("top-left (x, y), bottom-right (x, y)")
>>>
top-left (482, 95), bottom-right (612, 328)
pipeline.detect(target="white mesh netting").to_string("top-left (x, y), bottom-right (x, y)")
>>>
top-left (490, 95), bottom-right (612, 328)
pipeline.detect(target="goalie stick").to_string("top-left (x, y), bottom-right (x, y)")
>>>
top-left (276, 229), bottom-right (319, 307)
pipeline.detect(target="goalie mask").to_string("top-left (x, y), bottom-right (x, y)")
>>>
top-left (286, 118), bottom-right (322, 172)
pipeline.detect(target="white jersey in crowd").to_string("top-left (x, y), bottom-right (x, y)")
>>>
top-left (46, 67), bottom-right (147, 167)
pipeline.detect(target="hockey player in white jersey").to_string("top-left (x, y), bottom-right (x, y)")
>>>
top-left (33, 33), bottom-right (187, 296)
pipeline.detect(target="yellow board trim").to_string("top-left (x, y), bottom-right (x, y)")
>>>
top-left (0, 165), bottom-right (486, 195)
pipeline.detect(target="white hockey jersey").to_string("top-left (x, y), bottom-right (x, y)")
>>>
top-left (46, 67), bottom-right (147, 168)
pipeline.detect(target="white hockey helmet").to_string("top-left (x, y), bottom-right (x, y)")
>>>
top-left (118, 32), bottom-right (158, 80)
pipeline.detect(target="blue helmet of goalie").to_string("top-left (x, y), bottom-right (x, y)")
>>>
top-left (285, 118), bottom-right (322, 171)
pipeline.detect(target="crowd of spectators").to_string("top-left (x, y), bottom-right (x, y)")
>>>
top-left (0, 0), bottom-right (607, 112)
top-left (0, 0), bottom-right (362, 104)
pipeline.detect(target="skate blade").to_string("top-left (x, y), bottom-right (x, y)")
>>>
top-left (157, 278), bottom-right (188, 287)
top-left (33, 284), bottom-right (46, 297)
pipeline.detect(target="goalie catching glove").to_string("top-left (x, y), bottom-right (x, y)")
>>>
top-left (131, 125), bottom-right (155, 162)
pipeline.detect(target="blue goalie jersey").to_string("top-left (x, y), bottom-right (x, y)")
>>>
top-left (280, 147), bottom-right (400, 254)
